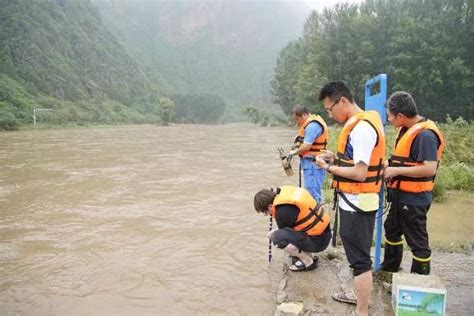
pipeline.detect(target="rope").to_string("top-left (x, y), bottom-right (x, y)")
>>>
top-left (268, 216), bottom-right (273, 263)
top-left (298, 161), bottom-right (302, 187)
top-left (331, 189), bottom-right (339, 247)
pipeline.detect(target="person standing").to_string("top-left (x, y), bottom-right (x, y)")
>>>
top-left (315, 82), bottom-right (385, 316)
top-left (289, 105), bottom-right (328, 203)
top-left (253, 185), bottom-right (331, 271)
top-left (381, 91), bottom-right (445, 275)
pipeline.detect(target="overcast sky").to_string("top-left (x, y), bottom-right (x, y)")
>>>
top-left (304, 0), bottom-right (362, 11)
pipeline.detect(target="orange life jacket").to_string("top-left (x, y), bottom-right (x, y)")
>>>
top-left (294, 114), bottom-right (328, 158)
top-left (387, 120), bottom-right (444, 193)
top-left (271, 186), bottom-right (330, 236)
top-left (333, 111), bottom-right (386, 194)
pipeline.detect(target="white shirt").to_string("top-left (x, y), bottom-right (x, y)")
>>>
top-left (338, 120), bottom-right (381, 212)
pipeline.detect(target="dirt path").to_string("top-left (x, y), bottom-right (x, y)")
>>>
top-left (275, 247), bottom-right (473, 315)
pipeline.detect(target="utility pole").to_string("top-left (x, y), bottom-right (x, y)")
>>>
top-left (33, 108), bottom-right (52, 126)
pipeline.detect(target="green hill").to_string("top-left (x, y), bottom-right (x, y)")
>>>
top-left (0, 0), bottom-right (311, 129)
top-left (0, 0), bottom-right (165, 129)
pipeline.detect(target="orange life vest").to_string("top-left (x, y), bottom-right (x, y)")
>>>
top-left (333, 111), bottom-right (386, 194)
top-left (387, 120), bottom-right (444, 193)
top-left (271, 186), bottom-right (330, 236)
top-left (294, 114), bottom-right (328, 158)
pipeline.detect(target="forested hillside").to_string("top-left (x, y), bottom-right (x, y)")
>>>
top-left (2, 0), bottom-right (472, 129)
top-left (0, 0), bottom-right (165, 129)
top-left (92, 0), bottom-right (309, 109)
top-left (0, 0), bottom-right (310, 129)
top-left (271, 0), bottom-right (473, 122)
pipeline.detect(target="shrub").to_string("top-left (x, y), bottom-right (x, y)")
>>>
top-left (0, 107), bottom-right (19, 130)
top-left (437, 162), bottom-right (473, 191)
top-left (439, 118), bottom-right (473, 165)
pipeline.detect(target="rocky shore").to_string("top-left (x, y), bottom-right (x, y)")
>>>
top-left (274, 247), bottom-right (473, 315)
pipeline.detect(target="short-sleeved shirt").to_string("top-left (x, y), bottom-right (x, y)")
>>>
top-left (338, 121), bottom-right (380, 212)
top-left (301, 121), bottom-right (326, 202)
top-left (303, 121), bottom-right (323, 146)
top-left (301, 122), bottom-right (324, 169)
top-left (394, 128), bottom-right (440, 205)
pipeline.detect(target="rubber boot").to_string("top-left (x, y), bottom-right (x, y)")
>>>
top-left (410, 258), bottom-right (430, 275)
top-left (381, 243), bottom-right (403, 272)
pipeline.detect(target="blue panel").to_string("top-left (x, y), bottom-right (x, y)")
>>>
top-left (364, 74), bottom-right (387, 125)
top-left (364, 74), bottom-right (387, 271)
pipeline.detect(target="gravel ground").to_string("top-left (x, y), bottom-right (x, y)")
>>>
top-left (274, 247), bottom-right (473, 315)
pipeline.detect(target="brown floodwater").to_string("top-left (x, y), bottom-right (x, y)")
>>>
top-left (0, 124), bottom-right (472, 315)
top-left (428, 191), bottom-right (474, 245)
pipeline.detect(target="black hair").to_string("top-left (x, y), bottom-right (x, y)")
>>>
top-left (386, 91), bottom-right (418, 118)
top-left (291, 105), bottom-right (309, 117)
top-left (253, 189), bottom-right (276, 213)
top-left (318, 81), bottom-right (354, 103)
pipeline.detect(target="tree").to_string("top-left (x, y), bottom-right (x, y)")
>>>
top-left (171, 93), bottom-right (226, 123)
top-left (271, 0), bottom-right (473, 122)
top-left (243, 106), bottom-right (270, 126)
top-left (158, 97), bottom-right (175, 125)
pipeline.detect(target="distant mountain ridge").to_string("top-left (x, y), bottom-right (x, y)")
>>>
top-left (93, 0), bottom-right (311, 106)
top-left (0, 0), bottom-right (312, 129)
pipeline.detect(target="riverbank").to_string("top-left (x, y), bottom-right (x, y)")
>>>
top-left (272, 190), bottom-right (474, 315)
top-left (274, 247), bottom-right (473, 315)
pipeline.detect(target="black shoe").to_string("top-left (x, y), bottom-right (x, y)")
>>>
top-left (410, 258), bottom-right (430, 275)
top-left (381, 243), bottom-right (403, 272)
top-left (289, 259), bottom-right (318, 272)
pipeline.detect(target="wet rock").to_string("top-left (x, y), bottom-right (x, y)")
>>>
top-left (324, 248), bottom-right (343, 261)
top-left (302, 302), bottom-right (330, 315)
top-left (275, 302), bottom-right (304, 316)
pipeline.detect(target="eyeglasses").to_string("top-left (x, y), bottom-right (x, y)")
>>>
top-left (326, 98), bottom-right (341, 113)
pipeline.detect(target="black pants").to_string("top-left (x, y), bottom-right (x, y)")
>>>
top-left (384, 201), bottom-right (431, 260)
top-left (340, 208), bottom-right (376, 276)
top-left (272, 226), bottom-right (332, 253)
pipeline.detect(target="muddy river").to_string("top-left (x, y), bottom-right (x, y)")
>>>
top-left (0, 124), bottom-right (472, 315)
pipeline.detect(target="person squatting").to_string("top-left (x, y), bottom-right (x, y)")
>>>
top-left (253, 81), bottom-right (445, 316)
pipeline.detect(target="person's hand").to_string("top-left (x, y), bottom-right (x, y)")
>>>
top-left (384, 167), bottom-right (399, 180)
top-left (315, 156), bottom-right (329, 169)
top-left (318, 149), bottom-right (334, 164)
top-left (291, 142), bottom-right (301, 150)
top-left (317, 150), bottom-right (334, 168)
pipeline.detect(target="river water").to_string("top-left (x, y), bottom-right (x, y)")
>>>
top-left (0, 124), bottom-right (472, 315)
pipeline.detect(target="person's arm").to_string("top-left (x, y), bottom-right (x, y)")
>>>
top-left (290, 122), bottom-right (322, 155)
top-left (326, 162), bottom-right (369, 182)
top-left (316, 121), bottom-right (376, 182)
top-left (316, 158), bottom-right (368, 182)
top-left (385, 130), bottom-right (439, 179)
top-left (291, 143), bottom-right (312, 155)
top-left (384, 161), bottom-right (437, 179)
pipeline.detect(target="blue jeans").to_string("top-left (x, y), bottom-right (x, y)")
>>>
top-left (301, 158), bottom-right (325, 203)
